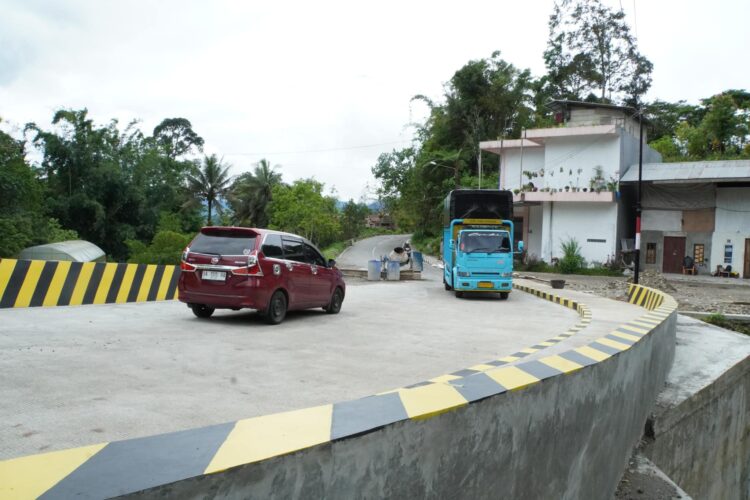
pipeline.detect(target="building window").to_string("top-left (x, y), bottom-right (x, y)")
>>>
top-left (724, 244), bottom-right (733, 264)
top-left (646, 242), bottom-right (656, 264)
top-left (693, 244), bottom-right (705, 265)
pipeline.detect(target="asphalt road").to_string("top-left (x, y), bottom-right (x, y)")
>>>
top-left (0, 257), bottom-right (581, 459)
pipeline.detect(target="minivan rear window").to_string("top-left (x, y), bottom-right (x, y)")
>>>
top-left (190, 233), bottom-right (257, 256)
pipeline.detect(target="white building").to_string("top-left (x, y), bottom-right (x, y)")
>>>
top-left (480, 100), bottom-right (750, 278)
top-left (480, 100), bottom-right (661, 266)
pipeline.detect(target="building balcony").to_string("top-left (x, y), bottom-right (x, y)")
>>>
top-left (513, 191), bottom-right (615, 204)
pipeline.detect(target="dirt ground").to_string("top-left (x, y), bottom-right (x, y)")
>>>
top-left (517, 270), bottom-right (750, 316)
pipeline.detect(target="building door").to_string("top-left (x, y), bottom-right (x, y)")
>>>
top-left (662, 236), bottom-right (686, 274)
top-left (744, 239), bottom-right (750, 279)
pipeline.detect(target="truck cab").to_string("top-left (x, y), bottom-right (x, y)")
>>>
top-left (440, 189), bottom-right (520, 299)
top-left (445, 220), bottom-right (521, 299)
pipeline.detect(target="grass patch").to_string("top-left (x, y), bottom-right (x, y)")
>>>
top-left (411, 233), bottom-right (442, 256)
top-left (321, 241), bottom-right (350, 260)
top-left (702, 313), bottom-right (750, 335)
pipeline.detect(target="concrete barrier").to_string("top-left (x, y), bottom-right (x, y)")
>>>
top-left (0, 284), bottom-right (677, 499)
top-left (0, 259), bottom-right (180, 309)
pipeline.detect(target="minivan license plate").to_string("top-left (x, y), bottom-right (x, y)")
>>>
top-left (202, 270), bottom-right (226, 281)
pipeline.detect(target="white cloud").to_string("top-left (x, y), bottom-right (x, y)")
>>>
top-left (1, 0), bottom-right (748, 200)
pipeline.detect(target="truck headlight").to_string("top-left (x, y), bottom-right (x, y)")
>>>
top-left (457, 270), bottom-right (471, 277)
top-left (501, 272), bottom-right (513, 277)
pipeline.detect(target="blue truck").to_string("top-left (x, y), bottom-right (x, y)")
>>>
top-left (442, 189), bottom-right (522, 299)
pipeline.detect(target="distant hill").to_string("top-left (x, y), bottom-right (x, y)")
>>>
top-left (334, 200), bottom-right (382, 212)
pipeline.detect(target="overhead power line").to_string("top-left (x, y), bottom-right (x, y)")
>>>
top-left (224, 139), bottom-right (413, 157)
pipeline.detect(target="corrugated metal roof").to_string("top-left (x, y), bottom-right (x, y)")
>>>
top-left (620, 160), bottom-right (750, 183)
top-left (18, 240), bottom-right (106, 262)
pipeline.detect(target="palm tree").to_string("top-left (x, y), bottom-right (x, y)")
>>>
top-left (184, 154), bottom-right (232, 225)
top-left (229, 158), bottom-right (282, 227)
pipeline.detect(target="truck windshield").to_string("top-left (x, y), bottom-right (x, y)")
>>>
top-left (460, 232), bottom-right (510, 253)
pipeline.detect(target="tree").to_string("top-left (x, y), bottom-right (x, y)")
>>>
top-left (229, 158), bottom-right (283, 227)
top-left (153, 118), bottom-right (204, 160)
top-left (340, 200), bottom-right (371, 240)
top-left (268, 179), bottom-right (341, 247)
top-left (394, 52), bottom-right (537, 236)
top-left (544, 0), bottom-right (653, 105)
top-left (25, 109), bottom-right (144, 260)
top-left (184, 154), bottom-right (232, 225)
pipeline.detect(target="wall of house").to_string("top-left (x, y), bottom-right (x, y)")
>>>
top-left (642, 210), bottom-right (682, 232)
top-left (542, 136), bottom-right (621, 192)
top-left (541, 202), bottom-right (618, 264)
top-left (711, 187), bottom-right (750, 277)
top-left (640, 209), bottom-right (716, 274)
top-left (620, 131), bottom-right (662, 178)
top-left (567, 108), bottom-right (642, 139)
top-left (501, 148), bottom-right (544, 192)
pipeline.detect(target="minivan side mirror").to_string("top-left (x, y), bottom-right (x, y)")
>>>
top-left (328, 259), bottom-right (336, 268)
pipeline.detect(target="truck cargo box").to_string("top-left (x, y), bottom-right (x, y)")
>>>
top-left (442, 189), bottom-right (514, 226)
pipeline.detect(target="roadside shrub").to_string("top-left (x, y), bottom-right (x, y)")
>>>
top-left (558, 238), bottom-right (585, 274)
top-left (518, 254), bottom-right (553, 273)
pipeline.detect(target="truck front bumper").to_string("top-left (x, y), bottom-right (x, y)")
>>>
top-left (454, 277), bottom-right (513, 292)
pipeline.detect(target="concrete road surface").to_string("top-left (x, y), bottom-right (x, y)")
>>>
top-left (1, 272), bottom-right (580, 459)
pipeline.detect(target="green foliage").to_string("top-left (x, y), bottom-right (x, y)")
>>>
top-left (411, 233), bottom-right (442, 257)
top-left (702, 313), bottom-right (750, 336)
top-left (558, 238), bottom-right (585, 274)
top-left (647, 91), bottom-right (750, 162)
top-left (184, 155), bottom-right (232, 226)
top-left (649, 136), bottom-right (682, 162)
top-left (126, 230), bottom-right (192, 265)
top-left (228, 158), bottom-right (283, 227)
top-left (517, 254), bottom-right (554, 273)
top-left (544, 0), bottom-right (652, 104)
top-left (321, 241), bottom-right (349, 261)
top-left (269, 179), bottom-right (341, 247)
top-left (374, 51), bottom-right (538, 236)
top-left (152, 118), bottom-right (204, 160)
top-left (340, 200), bottom-right (371, 240)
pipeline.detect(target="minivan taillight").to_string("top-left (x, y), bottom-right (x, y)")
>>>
top-left (231, 253), bottom-right (263, 276)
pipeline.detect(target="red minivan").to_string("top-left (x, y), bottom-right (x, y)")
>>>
top-left (178, 227), bottom-right (346, 324)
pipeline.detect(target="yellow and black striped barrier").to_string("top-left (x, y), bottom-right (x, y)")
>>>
top-left (0, 259), bottom-right (180, 309)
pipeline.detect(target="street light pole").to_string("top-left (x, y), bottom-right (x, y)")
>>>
top-left (633, 109), bottom-right (644, 284)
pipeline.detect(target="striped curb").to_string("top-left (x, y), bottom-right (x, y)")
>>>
top-left (0, 283), bottom-right (676, 499)
top-left (0, 259), bottom-right (180, 309)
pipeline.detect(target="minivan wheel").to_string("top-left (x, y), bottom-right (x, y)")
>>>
top-left (191, 304), bottom-right (215, 319)
top-left (324, 288), bottom-right (344, 314)
top-left (264, 290), bottom-right (287, 325)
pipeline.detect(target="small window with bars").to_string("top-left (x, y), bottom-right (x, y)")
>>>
top-left (646, 243), bottom-right (656, 264)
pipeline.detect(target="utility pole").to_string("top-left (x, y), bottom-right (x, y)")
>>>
top-left (519, 128), bottom-right (526, 190)
top-left (633, 109), bottom-right (644, 284)
top-left (478, 144), bottom-right (483, 189)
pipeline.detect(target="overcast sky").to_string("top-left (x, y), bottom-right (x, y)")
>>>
top-left (1, 0), bottom-right (748, 201)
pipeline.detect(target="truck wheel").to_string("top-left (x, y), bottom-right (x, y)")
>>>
top-left (444, 278), bottom-right (452, 291)
top-left (264, 290), bottom-right (287, 325)
top-left (500, 292), bottom-right (510, 300)
top-left (455, 291), bottom-right (464, 298)
top-left (191, 304), bottom-right (215, 318)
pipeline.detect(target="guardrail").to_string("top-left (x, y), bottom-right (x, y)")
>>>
top-left (0, 259), bottom-right (180, 309)
top-left (0, 282), bottom-right (678, 499)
